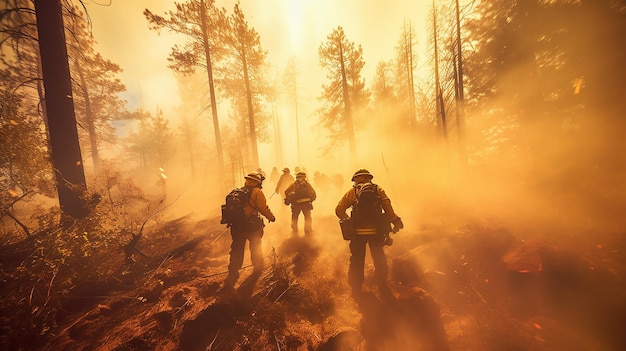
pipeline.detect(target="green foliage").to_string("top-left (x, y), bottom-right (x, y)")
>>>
top-left (370, 60), bottom-right (409, 134)
top-left (0, 169), bottom-right (163, 345)
top-left (221, 3), bottom-right (268, 90)
top-left (317, 26), bottom-right (369, 155)
top-left (371, 61), bottom-right (397, 104)
top-left (219, 3), bottom-right (270, 167)
top-left (1, 3), bottom-right (128, 174)
top-left (65, 6), bottom-right (128, 170)
top-left (144, 0), bottom-right (229, 74)
top-left (0, 90), bottom-right (54, 201)
top-left (0, 1), bottom-right (40, 96)
top-left (144, 0), bottom-right (228, 177)
top-left (464, 0), bottom-right (626, 174)
top-left (393, 21), bottom-right (421, 128)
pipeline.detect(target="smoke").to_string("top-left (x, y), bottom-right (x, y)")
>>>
top-left (90, 1), bottom-right (626, 346)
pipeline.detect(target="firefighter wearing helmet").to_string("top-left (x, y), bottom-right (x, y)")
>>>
top-left (335, 168), bottom-right (404, 302)
top-left (274, 167), bottom-right (294, 203)
top-left (223, 172), bottom-right (275, 289)
top-left (283, 171), bottom-right (317, 236)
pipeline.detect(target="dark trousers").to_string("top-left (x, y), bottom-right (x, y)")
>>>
top-left (228, 226), bottom-right (264, 280)
top-left (291, 202), bottom-right (313, 234)
top-left (348, 234), bottom-right (388, 291)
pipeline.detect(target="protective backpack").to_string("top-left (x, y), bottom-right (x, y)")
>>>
top-left (352, 183), bottom-right (382, 227)
top-left (293, 181), bottom-right (311, 201)
top-left (221, 187), bottom-right (251, 227)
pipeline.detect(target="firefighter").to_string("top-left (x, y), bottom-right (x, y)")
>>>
top-left (335, 168), bottom-right (403, 301)
top-left (224, 172), bottom-right (275, 289)
top-left (275, 167), bottom-right (294, 202)
top-left (284, 171), bottom-right (317, 236)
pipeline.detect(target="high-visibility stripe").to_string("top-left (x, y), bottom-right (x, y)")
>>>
top-left (356, 228), bottom-right (377, 235)
top-left (295, 198), bottom-right (311, 203)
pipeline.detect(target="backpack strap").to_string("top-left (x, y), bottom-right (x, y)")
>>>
top-left (242, 186), bottom-right (257, 212)
top-left (352, 183), bottom-right (378, 204)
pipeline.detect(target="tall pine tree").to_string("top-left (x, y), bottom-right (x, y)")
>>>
top-left (318, 26), bottom-right (368, 159)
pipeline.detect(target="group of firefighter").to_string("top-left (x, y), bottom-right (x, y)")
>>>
top-left (222, 167), bottom-right (404, 303)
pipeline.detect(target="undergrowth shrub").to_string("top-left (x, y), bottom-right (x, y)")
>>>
top-left (0, 164), bottom-right (167, 348)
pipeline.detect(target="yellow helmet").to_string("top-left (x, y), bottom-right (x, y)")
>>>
top-left (351, 168), bottom-right (373, 181)
top-left (245, 172), bottom-right (264, 184)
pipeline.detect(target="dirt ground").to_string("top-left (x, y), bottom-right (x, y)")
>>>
top-left (1, 211), bottom-right (625, 351)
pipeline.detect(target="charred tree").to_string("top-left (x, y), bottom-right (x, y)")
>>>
top-left (198, 0), bottom-right (225, 177)
top-left (398, 20), bottom-right (418, 129)
top-left (454, 0), bottom-right (468, 168)
top-left (34, 0), bottom-right (88, 219)
top-left (433, 1), bottom-right (448, 141)
top-left (73, 58), bottom-right (100, 172)
top-left (284, 58), bottom-right (301, 165)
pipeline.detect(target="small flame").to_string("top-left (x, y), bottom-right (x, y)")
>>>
top-left (573, 78), bottom-right (584, 94)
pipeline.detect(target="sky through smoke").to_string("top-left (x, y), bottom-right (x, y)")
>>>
top-left (84, 0), bottom-right (431, 124)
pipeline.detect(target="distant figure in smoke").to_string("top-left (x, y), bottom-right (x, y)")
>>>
top-left (269, 167), bottom-right (279, 188)
top-left (284, 171), bottom-right (317, 236)
top-left (223, 172), bottom-right (275, 288)
top-left (275, 167), bottom-right (294, 201)
top-left (332, 173), bottom-right (344, 192)
top-left (313, 171), bottom-right (331, 195)
top-left (335, 168), bottom-right (403, 301)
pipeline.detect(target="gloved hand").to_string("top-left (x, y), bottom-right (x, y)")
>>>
top-left (268, 216), bottom-right (276, 223)
top-left (392, 218), bottom-right (404, 233)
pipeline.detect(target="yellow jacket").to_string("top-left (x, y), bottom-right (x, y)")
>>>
top-left (243, 180), bottom-right (275, 221)
top-left (335, 182), bottom-right (399, 224)
top-left (284, 180), bottom-right (317, 203)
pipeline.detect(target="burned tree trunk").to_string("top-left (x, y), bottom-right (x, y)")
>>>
top-left (34, 0), bottom-right (88, 219)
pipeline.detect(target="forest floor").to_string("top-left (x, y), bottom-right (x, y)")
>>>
top-left (1, 208), bottom-right (626, 351)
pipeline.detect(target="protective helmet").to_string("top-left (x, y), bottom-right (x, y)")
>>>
top-left (282, 167), bottom-right (290, 173)
top-left (296, 171), bottom-right (306, 178)
top-left (351, 168), bottom-right (373, 181)
top-left (245, 172), bottom-right (264, 184)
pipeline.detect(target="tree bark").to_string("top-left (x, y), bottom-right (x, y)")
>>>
top-left (433, 1), bottom-right (448, 141)
top-left (34, 0), bottom-right (88, 219)
top-left (455, 0), bottom-right (468, 167)
top-left (404, 21), bottom-right (417, 128)
top-left (200, 0), bottom-right (225, 185)
top-left (242, 50), bottom-right (259, 168)
top-left (339, 43), bottom-right (356, 158)
top-left (75, 58), bottom-right (101, 172)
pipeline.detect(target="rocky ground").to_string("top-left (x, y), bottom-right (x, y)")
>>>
top-left (1, 210), bottom-right (625, 351)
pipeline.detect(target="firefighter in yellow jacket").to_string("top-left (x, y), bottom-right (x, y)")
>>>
top-left (224, 172), bottom-right (275, 288)
top-left (284, 171), bottom-right (317, 235)
top-left (335, 168), bottom-right (403, 301)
